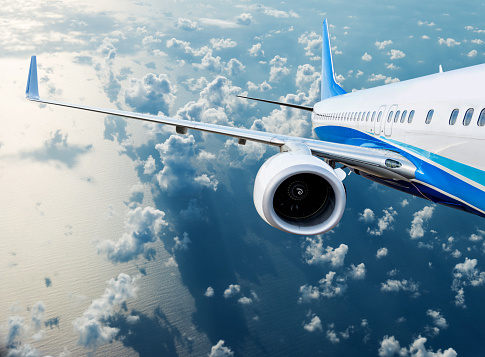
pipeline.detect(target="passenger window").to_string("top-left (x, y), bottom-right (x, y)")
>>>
top-left (463, 108), bottom-right (474, 126)
top-left (449, 109), bottom-right (459, 125)
top-left (408, 110), bottom-right (415, 123)
top-left (400, 110), bottom-right (407, 123)
top-left (387, 111), bottom-right (394, 123)
top-left (478, 109), bottom-right (485, 126)
top-left (377, 111), bottom-right (382, 122)
top-left (371, 111), bottom-right (376, 122)
top-left (366, 112), bottom-right (370, 121)
top-left (394, 110), bottom-right (400, 123)
top-left (425, 109), bottom-right (434, 124)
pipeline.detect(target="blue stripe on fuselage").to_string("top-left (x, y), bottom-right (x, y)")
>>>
top-left (313, 125), bottom-right (485, 215)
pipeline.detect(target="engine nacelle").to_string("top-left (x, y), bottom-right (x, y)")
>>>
top-left (253, 151), bottom-right (346, 235)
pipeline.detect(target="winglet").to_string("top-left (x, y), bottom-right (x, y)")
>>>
top-left (321, 19), bottom-right (346, 100)
top-left (26, 56), bottom-right (40, 100)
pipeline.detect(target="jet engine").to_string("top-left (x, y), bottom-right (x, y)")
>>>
top-left (253, 146), bottom-right (346, 235)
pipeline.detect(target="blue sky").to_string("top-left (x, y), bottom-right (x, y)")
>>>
top-left (1, 0), bottom-right (485, 356)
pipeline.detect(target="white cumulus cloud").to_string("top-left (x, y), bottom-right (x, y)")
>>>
top-left (223, 284), bottom-right (241, 298)
top-left (73, 273), bottom-right (138, 348)
top-left (209, 340), bottom-right (234, 357)
top-left (97, 206), bottom-right (167, 263)
top-left (409, 205), bottom-right (434, 239)
top-left (303, 315), bottom-right (322, 332)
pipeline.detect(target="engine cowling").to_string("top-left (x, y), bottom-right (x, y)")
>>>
top-left (253, 151), bottom-right (346, 235)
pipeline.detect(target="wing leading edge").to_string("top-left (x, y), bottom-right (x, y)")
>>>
top-left (25, 56), bottom-right (416, 181)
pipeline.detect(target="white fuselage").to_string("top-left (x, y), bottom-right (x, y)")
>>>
top-left (310, 63), bottom-right (485, 217)
top-left (312, 63), bottom-right (485, 172)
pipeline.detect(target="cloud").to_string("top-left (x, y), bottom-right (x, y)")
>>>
top-left (375, 40), bottom-right (393, 49)
top-left (299, 271), bottom-right (347, 303)
top-left (124, 73), bottom-right (176, 116)
top-left (249, 43), bottom-right (264, 57)
top-left (97, 206), bottom-right (167, 263)
top-left (381, 279), bottom-right (419, 296)
top-left (379, 335), bottom-right (401, 356)
top-left (359, 208), bottom-right (375, 223)
top-left (362, 52), bottom-right (372, 61)
top-left (379, 335), bottom-right (457, 357)
top-left (7, 316), bottom-right (25, 346)
top-left (173, 232), bottom-right (191, 251)
top-left (303, 315), bottom-right (322, 332)
top-left (326, 328), bottom-right (340, 344)
top-left (368, 73), bottom-right (388, 82)
top-left (296, 64), bottom-right (320, 89)
top-left (401, 199), bottom-right (409, 207)
top-left (236, 13), bottom-right (253, 26)
top-left (304, 236), bottom-right (348, 268)
top-left (438, 38), bottom-right (461, 47)
top-left (368, 207), bottom-right (397, 236)
top-left (223, 284), bottom-right (241, 298)
top-left (209, 340), bottom-right (234, 357)
top-left (73, 273), bottom-right (138, 348)
top-left (451, 257), bottom-right (485, 308)
top-left (247, 80), bottom-right (272, 92)
top-left (298, 31), bottom-right (322, 57)
top-left (256, 92), bottom-right (314, 137)
top-left (409, 205), bottom-right (434, 239)
top-left (467, 50), bottom-right (477, 57)
top-left (204, 287), bottom-right (215, 297)
top-left (387, 49), bottom-right (406, 59)
top-left (376, 247), bottom-right (388, 259)
top-left (30, 302), bottom-right (45, 331)
top-left (5, 344), bottom-right (42, 357)
top-left (418, 21), bottom-right (436, 27)
top-left (469, 230), bottom-right (484, 242)
top-left (238, 297), bottom-right (253, 305)
top-left (239, 4), bottom-right (299, 18)
top-left (166, 38), bottom-right (210, 56)
top-left (175, 18), bottom-right (201, 31)
top-left (155, 134), bottom-right (219, 195)
top-left (227, 58), bottom-right (246, 76)
top-left (348, 263), bottom-right (366, 280)
top-left (176, 75), bottom-right (247, 120)
top-left (426, 309), bottom-right (448, 330)
top-left (210, 38), bottom-right (237, 50)
top-left (143, 155), bottom-right (156, 175)
top-left (269, 55), bottom-right (290, 82)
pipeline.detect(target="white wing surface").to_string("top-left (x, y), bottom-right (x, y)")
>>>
top-left (26, 56), bottom-right (416, 181)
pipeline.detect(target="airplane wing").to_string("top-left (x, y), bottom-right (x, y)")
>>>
top-left (26, 56), bottom-right (416, 181)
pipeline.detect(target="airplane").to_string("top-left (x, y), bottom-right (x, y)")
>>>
top-left (26, 19), bottom-right (485, 236)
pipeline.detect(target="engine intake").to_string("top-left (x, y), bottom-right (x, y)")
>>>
top-left (253, 151), bottom-right (346, 235)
